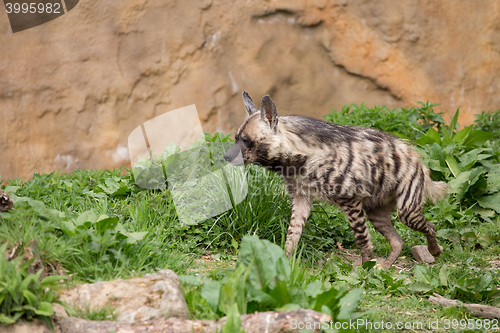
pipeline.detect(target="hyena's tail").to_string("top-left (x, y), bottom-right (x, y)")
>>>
top-left (423, 168), bottom-right (449, 203)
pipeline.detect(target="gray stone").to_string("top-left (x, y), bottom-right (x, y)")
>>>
top-left (58, 269), bottom-right (189, 322)
top-left (411, 245), bottom-right (436, 264)
top-left (57, 309), bottom-right (331, 333)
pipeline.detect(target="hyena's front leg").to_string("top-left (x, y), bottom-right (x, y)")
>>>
top-left (285, 195), bottom-right (312, 258)
top-left (339, 199), bottom-right (373, 263)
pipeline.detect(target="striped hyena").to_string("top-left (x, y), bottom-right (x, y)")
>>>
top-left (224, 92), bottom-right (449, 269)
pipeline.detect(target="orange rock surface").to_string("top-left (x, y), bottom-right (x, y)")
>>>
top-left (1, 0), bottom-right (499, 180)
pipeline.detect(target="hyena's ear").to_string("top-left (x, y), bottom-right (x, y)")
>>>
top-left (242, 91), bottom-right (258, 116)
top-left (260, 95), bottom-right (278, 130)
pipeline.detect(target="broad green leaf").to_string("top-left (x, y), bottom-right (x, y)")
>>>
top-left (413, 266), bottom-right (434, 286)
top-left (462, 130), bottom-right (495, 147)
top-left (22, 290), bottom-right (38, 307)
top-left (452, 125), bottom-right (472, 144)
top-left (411, 283), bottom-right (434, 292)
top-left (81, 189), bottom-right (107, 199)
top-left (425, 128), bottom-right (441, 144)
top-left (34, 301), bottom-right (53, 316)
top-left (427, 160), bottom-right (450, 176)
top-left (23, 304), bottom-right (38, 312)
top-left (445, 155), bottom-right (461, 177)
top-left (475, 274), bottom-right (492, 292)
top-left (89, 241), bottom-right (101, 254)
top-left (40, 275), bottom-right (68, 289)
top-left (219, 264), bottom-right (246, 315)
top-left (458, 147), bottom-right (488, 168)
top-left (237, 260), bottom-right (253, 315)
top-left (362, 259), bottom-right (377, 270)
top-left (3, 186), bottom-right (20, 194)
top-left (223, 303), bottom-right (242, 333)
top-left (449, 108), bottom-right (459, 137)
top-left (275, 256), bottom-right (290, 283)
top-left (244, 284), bottom-right (276, 308)
top-left (313, 287), bottom-right (340, 312)
top-left (429, 143), bottom-right (446, 166)
top-left (304, 281), bottom-right (323, 298)
top-left (20, 272), bottom-right (39, 293)
top-left (0, 313), bottom-right (17, 324)
top-left (75, 210), bottom-right (97, 227)
top-left (95, 215), bottom-right (119, 233)
top-left (448, 167), bottom-right (487, 199)
top-left (100, 178), bottom-right (120, 195)
top-left (117, 231), bottom-right (148, 244)
top-left (269, 280), bottom-right (292, 307)
top-left (337, 288), bottom-right (363, 320)
top-left (476, 192), bottom-right (500, 213)
top-left (415, 135), bottom-right (436, 146)
top-left (448, 170), bottom-right (473, 196)
top-left (321, 304), bottom-right (332, 317)
top-left (336, 273), bottom-right (361, 285)
top-left (63, 180), bottom-right (73, 189)
top-left (390, 131), bottom-right (410, 140)
top-left (487, 168), bottom-right (500, 193)
top-left (59, 221), bottom-right (75, 235)
top-left (201, 280), bottom-right (221, 313)
top-left (178, 275), bottom-right (202, 286)
top-left (237, 236), bottom-right (277, 291)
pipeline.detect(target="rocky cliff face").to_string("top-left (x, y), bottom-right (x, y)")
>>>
top-left (1, 0), bottom-right (499, 180)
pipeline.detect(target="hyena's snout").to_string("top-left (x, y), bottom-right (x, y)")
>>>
top-left (224, 143), bottom-right (244, 166)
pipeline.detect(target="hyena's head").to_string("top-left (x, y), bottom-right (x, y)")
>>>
top-left (223, 91), bottom-right (280, 166)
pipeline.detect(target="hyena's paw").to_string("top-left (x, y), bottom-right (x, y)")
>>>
top-left (428, 244), bottom-right (443, 257)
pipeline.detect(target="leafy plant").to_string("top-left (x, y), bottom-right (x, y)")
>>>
top-left (411, 264), bottom-right (500, 305)
top-left (0, 184), bottom-right (190, 283)
top-left (181, 236), bottom-right (363, 331)
top-left (323, 101), bottom-right (445, 141)
top-left (474, 109), bottom-right (500, 142)
top-left (325, 103), bottom-right (500, 220)
top-left (91, 176), bottom-right (133, 198)
top-left (0, 243), bottom-right (68, 329)
top-left (56, 209), bottom-right (147, 263)
top-left (412, 109), bottom-right (500, 216)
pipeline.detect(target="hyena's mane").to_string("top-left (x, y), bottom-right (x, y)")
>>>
top-left (279, 115), bottom-right (397, 148)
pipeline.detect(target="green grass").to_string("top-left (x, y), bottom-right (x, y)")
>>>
top-left (73, 303), bottom-right (117, 321)
top-left (1, 104), bottom-right (499, 331)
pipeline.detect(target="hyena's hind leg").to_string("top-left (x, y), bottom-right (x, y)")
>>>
top-left (397, 169), bottom-right (443, 257)
top-left (338, 199), bottom-right (373, 263)
top-left (285, 195), bottom-right (312, 258)
top-left (365, 200), bottom-right (404, 269)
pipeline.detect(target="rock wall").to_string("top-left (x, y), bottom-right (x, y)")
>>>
top-left (1, 0), bottom-right (500, 180)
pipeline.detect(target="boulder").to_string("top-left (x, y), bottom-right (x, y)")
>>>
top-left (57, 269), bottom-right (189, 322)
top-left (411, 245), bottom-right (436, 264)
top-left (57, 309), bottom-right (331, 333)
